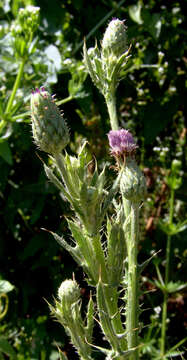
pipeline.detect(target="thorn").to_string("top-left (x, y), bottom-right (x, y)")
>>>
top-left (35, 152), bottom-right (45, 164)
top-left (84, 336), bottom-right (110, 355)
top-left (41, 227), bottom-right (52, 234)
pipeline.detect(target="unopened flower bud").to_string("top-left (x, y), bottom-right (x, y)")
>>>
top-left (120, 158), bottom-right (147, 203)
top-left (58, 279), bottom-right (80, 308)
top-left (31, 87), bottom-right (69, 154)
top-left (102, 18), bottom-right (127, 58)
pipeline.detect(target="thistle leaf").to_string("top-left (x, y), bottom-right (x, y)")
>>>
top-left (85, 294), bottom-right (95, 343)
top-left (83, 40), bottom-right (100, 89)
top-left (47, 230), bottom-right (83, 267)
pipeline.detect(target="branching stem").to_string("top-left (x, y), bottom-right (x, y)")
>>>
top-left (5, 59), bottom-right (26, 114)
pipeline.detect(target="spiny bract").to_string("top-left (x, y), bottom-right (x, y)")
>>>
top-left (31, 87), bottom-right (69, 154)
top-left (102, 18), bottom-right (127, 58)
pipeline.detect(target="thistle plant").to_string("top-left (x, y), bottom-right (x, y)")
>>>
top-left (83, 19), bottom-right (131, 131)
top-left (30, 19), bottom-right (149, 360)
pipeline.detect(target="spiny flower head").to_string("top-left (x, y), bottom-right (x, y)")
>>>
top-left (58, 279), bottom-right (80, 307)
top-left (31, 87), bottom-right (69, 155)
top-left (108, 129), bottom-right (138, 158)
top-left (102, 18), bottom-right (127, 58)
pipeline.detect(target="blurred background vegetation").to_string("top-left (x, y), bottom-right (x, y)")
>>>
top-left (0, 0), bottom-right (186, 359)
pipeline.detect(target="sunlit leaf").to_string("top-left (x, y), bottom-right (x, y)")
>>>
top-left (0, 280), bottom-right (14, 294)
top-left (129, 2), bottom-right (143, 25)
top-left (0, 337), bottom-right (16, 358)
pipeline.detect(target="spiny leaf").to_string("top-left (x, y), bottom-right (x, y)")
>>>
top-left (83, 40), bottom-right (100, 89)
top-left (85, 294), bottom-right (94, 343)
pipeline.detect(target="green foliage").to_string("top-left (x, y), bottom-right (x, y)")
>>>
top-left (0, 336), bottom-right (16, 359)
top-left (0, 0), bottom-right (186, 358)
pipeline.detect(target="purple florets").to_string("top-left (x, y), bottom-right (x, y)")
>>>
top-left (108, 129), bottom-right (138, 157)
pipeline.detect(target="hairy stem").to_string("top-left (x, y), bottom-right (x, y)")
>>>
top-left (105, 93), bottom-right (119, 130)
top-left (122, 197), bottom-right (131, 245)
top-left (160, 188), bottom-right (175, 357)
top-left (126, 202), bottom-right (139, 360)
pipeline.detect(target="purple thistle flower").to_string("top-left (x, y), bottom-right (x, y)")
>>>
top-left (108, 129), bottom-right (138, 157)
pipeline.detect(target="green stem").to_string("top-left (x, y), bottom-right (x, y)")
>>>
top-left (0, 59), bottom-right (25, 134)
top-left (5, 59), bottom-right (26, 114)
top-left (126, 202), bottom-right (139, 360)
top-left (56, 95), bottom-right (74, 106)
top-left (122, 196), bottom-right (132, 246)
top-left (105, 93), bottom-right (119, 130)
top-left (160, 188), bottom-right (175, 357)
top-left (104, 85), bottom-right (127, 350)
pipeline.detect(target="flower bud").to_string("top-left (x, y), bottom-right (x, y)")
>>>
top-left (31, 87), bottom-right (69, 154)
top-left (120, 158), bottom-right (147, 203)
top-left (58, 279), bottom-right (80, 308)
top-left (102, 19), bottom-right (127, 58)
